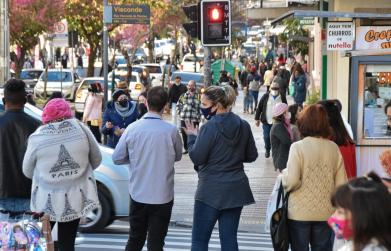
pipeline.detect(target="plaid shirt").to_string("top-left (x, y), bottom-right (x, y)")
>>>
top-left (177, 91), bottom-right (201, 122)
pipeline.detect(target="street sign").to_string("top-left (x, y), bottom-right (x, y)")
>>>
top-left (327, 22), bottom-right (354, 51)
top-left (104, 5), bottom-right (150, 25)
top-left (52, 19), bottom-right (69, 47)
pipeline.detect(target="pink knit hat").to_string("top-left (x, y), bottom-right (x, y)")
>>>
top-left (272, 102), bottom-right (288, 118)
top-left (42, 98), bottom-right (72, 124)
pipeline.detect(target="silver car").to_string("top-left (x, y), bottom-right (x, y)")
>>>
top-left (34, 69), bottom-right (81, 101)
top-left (0, 100), bottom-right (130, 232)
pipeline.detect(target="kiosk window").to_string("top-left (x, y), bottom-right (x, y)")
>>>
top-left (363, 65), bottom-right (391, 138)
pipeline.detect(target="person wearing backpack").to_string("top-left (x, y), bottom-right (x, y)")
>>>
top-left (247, 66), bottom-right (261, 110)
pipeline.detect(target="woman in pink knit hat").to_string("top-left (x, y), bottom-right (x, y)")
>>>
top-left (270, 102), bottom-right (292, 172)
top-left (23, 98), bottom-right (101, 251)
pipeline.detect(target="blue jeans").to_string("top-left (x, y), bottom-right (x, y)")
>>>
top-left (191, 200), bottom-right (243, 251)
top-left (288, 220), bottom-right (334, 251)
top-left (0, 198), bottom-right (30, 212)
top-left (249, 90), bottom-right (259, 108)
top-left (244, 95), bottom-right (254, 112)
top-left (262, 123), bottom-right (272, 152)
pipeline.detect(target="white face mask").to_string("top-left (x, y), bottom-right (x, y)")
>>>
top-left (271, 90), bottom-right (279, 96)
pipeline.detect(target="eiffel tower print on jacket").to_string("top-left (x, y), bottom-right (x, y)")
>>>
top-left (23, 118), bottom-right (102, 222)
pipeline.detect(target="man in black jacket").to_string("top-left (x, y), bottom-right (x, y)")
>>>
top-left (254, 81), bottom-right (284, 158)
top-left (0, 79), bottom-right (41, 211)
top-left (168, 76), bottom-right (187, 126)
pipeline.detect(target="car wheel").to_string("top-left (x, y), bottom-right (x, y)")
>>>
top-left (78, 190), bottom-right (112, 232)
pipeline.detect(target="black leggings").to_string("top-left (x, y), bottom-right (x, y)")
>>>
top-left (87, 121), bottom-right (102, 143)
top-left (50, 219), bottom-right (80, 251)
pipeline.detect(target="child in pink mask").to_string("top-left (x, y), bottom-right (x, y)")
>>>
top-left (328, 172), bottom-right (391, 251)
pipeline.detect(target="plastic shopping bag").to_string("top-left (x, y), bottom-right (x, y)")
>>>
top-left (264, 175), bottom-right (282, 233)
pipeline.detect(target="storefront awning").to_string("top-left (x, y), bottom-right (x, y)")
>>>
top-left (271, 10), bottom-right (391, 26)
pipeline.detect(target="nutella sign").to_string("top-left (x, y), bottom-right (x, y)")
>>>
top-left (356, 26), bottom-right (391, 50)
top-left (327, 22), bottom-right (355, 51)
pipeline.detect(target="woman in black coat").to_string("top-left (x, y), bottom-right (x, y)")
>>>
top-left (270, 102), bottom-right (292, 172)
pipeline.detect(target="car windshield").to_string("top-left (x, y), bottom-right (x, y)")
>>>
top-left (171, 73), bottom-right (203, 83)
top-left (20, 70), bottom-right (42, 80)
top-left (145, 66), bottom-right (161, 74)
top-left (115, 57), bottom-right (126, 65)
top-left (184, 56), bottom-right (202, 62)
top-left (40, 72), bottom-right (72, 82)
top-left (81, 79), bottom-right (114, 90)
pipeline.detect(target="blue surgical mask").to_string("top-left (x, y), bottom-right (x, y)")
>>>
top-left (201, 106), bottom-right (216, 120)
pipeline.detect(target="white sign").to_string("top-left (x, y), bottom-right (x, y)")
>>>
top-left (327, 22), bottom-right (354, 51)
top-left (52, 19), bottom-right (68, 47)
top-left (356, 26), bottom-right (391, 50)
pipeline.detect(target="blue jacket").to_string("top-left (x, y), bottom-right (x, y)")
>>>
top-left (101, 100), bottom-right (139, 148)
top-left (292, 74), bottom-right (307, 104)
top-left (187, 112), bottom-right (258, 209)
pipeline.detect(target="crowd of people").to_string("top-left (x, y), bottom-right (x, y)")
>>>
top-left (0, 56), bottom-right (390, 251)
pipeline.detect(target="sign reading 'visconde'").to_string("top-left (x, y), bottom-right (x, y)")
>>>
top-left (104, 4), bottom-right (150, 25)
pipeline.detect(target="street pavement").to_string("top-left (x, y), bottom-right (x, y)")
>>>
top-left (75, 220), bottom-right (274, 251)
top-left (75, 86), bottom-right (280, 250)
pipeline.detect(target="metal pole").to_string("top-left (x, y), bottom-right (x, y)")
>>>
top-left (0, 0), bottom-right (10, 84)
top-left (103, 0), bottom-right (109, 107)
top-left (204, 47), bottom-right (212, 87)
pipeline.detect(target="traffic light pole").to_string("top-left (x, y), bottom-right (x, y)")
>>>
top-left (204, 47), bottom-right (212, 87)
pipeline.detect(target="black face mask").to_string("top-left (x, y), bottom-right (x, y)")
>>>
top-left (118, 99), bottom-right (128, 107)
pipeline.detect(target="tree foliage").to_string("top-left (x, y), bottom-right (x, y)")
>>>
top-left (278, 17), bottom-right (309, 56)
top-left (9, 0), bottom-right (63, 76)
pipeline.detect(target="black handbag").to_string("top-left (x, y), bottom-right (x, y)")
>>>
top-left (270, 182), bottom-right (290, 251)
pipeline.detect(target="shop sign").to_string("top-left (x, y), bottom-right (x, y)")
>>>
top-left (299, 17), bottom-right (314, 26)
top-left (356, 26), bottom-right (391, 50)
top-left (327, 22), bottom-right (354, 51)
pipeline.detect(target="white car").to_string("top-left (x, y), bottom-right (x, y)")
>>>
top-left (74, 77), bottom-right (119, 117)
top-left (137, 63), bottom-right (163, 87)
top-left (34, 69), bottom-right (81, 101)
top-left (107, 71), bottom-right (142, 100)
top-left (180, 54), bottom-right (202, 72)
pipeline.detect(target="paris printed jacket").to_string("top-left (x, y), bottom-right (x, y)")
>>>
top-left (23, 118), bottom-right (102, 222)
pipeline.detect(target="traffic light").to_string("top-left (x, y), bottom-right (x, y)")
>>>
top-left (201, 0), bottom-right (231, 46)
top-left (182, 4), bottom-right (200, 39)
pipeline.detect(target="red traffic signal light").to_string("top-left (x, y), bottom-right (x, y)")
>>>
top-left (209, 7), bottom-right (223, 23)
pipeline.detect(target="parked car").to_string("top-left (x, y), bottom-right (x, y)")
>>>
top-left (34, 69), bottom-right (81, 101)
top-left (0, 99), bottom-right (130, 232)
top-left (74, 77), bottom-right (119, 117)
top-left (107, 71), bottom-right (142, 100)
top-left (132, 48), bottom-right (147, 64)
top-left (19, 69), bottom-right (44, 90)
top-left (154, 41), bottom-right (164, 60)
top-left (170, 71), bottom-right (205, 90)
top-left (180, 54), bottom-right (202, 72)
top-left (137, 63), bottom-right (163, 87)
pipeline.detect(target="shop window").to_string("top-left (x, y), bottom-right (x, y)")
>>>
top-left (363, 65), bottom-right (391, 138)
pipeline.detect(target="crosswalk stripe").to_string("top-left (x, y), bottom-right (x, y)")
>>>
top-left (76, 226), bottom-right (273, 251)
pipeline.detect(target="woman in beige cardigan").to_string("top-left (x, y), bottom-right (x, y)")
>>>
top-left (282, 104), bottom-right (348, 251)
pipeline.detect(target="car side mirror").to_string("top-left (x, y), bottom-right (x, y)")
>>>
top-left (33, 78), bottom-right (38, 82)
top-left (75, 79), bottom-right (81, 83)
top-left (151, 76), bottom-right (156, 80)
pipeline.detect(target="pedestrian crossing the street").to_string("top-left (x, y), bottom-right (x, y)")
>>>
top-left (75, 224), bottom-right (274, 251)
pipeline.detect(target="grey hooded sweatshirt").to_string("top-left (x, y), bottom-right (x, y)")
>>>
top-left (188, 112), bottom-right (258, 210)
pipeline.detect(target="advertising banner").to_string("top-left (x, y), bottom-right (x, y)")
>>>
top-left (356, 26), bottom-right (391, 50)
top-left (327, 22), bottom-right (354, 51)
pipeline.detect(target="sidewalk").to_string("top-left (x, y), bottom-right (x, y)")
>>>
top-left (170, 86), bottom-right (282, 233)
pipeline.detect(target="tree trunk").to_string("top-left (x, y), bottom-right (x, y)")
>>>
top-left (87, 43), bottom-right (97, 77)
top-left (15, 48), bottom-right (26, 79)
top-left (147, 33), bottom-right (154, 63)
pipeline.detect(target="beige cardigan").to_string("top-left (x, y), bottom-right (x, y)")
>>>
top-left (282, 137), bottom-right (347, 221)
